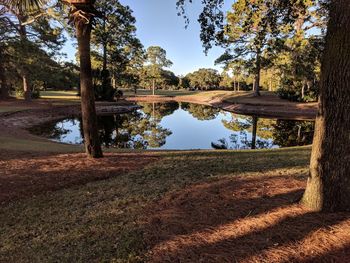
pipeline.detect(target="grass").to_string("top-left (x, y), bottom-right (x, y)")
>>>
top-left (0, 146), bottom-right (311, 262)
top-left (0, 136), bottom-right (82, 153)
top-left (40, 90), bottom-right (80, 100)
top-left (122, 89), bottom-right (200, 97)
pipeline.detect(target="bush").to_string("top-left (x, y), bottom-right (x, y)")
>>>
top-left (277, 81), bottom-right (319, 102)
top-left (114, 90), bottom-right (124, 101)
top-left (15, 87), bottom-right (40, 99)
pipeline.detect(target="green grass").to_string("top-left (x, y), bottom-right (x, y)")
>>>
top-left (122, 89), bottom-right (200, 97)
top-left (0, 136), bottom-right (82, 153)
top-left (0, 146), bottom-right (311, 262)
top-left (40, 90), bottom-right (80, 100)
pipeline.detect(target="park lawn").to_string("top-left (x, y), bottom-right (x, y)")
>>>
top-left (0, 146), bottom-right (311, 262)
top-left (122, 89), bottom-right (200, 97)
top-left (40, 90), bottom-right (80, 100)
top-left (0, 136), bottom-right (82, 153)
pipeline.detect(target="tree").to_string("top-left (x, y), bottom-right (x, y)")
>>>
top-left (1, 0), bottom-right (64, 100)
top-left (0, 6), bottom-right (14, 99)
top-left (217, 0), bottom-right (279, 96)
top-left (186, 68), bottom-right (221, 90)
top-left (91, 0), bottom-right (143, 100)
top-left (301, 0), bottom-right (350, 212)
top-left (70, 1), bottom-right (103, 158)
top-left (144, 46), bottom-right (173, 95)
top-left (272, 0), bottom-right (326, 101)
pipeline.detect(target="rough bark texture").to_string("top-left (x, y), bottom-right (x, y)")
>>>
top-left (76, 23), bottom-right (103, 158)
top-left (101, 16), bottom-right (109, 98)
top-left (253, 51), bottom-right (261, 96)
top-left (0, 52), bottom-right (9, 99)
top-left (301, 0), bottom-right (350, 212)
top-left (18, 18), bottom-right (31, 102)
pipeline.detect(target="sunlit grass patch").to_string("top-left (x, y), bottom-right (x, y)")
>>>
top-left (0, 136), bottom-right (82, 153)
top-left (40, 90), bottom-right (80, 100)
top-left (122, 89), bottom-right (199, 97)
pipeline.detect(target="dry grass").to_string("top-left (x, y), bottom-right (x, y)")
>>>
top-left (1, 147), bottom-right (316, 262)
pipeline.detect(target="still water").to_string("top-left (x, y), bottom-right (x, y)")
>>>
top-left (30, 102), bottom-right (315, 150)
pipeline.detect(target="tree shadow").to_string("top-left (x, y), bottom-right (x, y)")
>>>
top-left (145, 175), bottom-right (350, 262)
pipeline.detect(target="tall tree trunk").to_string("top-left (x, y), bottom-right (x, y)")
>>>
top-left (101, 16), bottom-right (109, 99)
top-left (18, 18), bottom-right (31, 101)
top-left (152, 79), bottom-right (155, 95)
top-left (301, 80), bottom-right (306, 99)
top-left (301, 0), bottom-right (350, 212)
top-left (0, 51), bottom-right (9, 99)
top-left (76, 22), bottom-right (103, 158)
top-left (253, 51), bottom-right (261, 96)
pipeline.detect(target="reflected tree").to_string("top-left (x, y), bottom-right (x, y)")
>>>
top-left (183, 103), bottom-right (220, 121)
top-left (76, 103), bottom-right (174, 149)
top-left (220, 114), bottom-right (275, 149)
top-left (272, 120), bottom-right (315, 147)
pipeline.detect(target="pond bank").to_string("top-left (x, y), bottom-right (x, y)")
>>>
top-left (126, 91), bottom-right (318, 120)
top-left (0, 99), bottom-right (138, 147)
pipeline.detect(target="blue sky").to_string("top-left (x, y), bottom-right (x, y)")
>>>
top-left (61, 0), bottom-right (234, 76)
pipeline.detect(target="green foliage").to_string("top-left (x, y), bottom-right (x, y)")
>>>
top-left (185, 68), bottom-right (221, 90)
top-left (90, 0), bottom-right (144, 100)
top-left (0, 1), bottom-right (67, 99)
top-left (15, 85), bottom-right (40, 99)
top-left (139, 46), bottom-right (176, 91)
top-left (213, 0), bottom-right (326, 99)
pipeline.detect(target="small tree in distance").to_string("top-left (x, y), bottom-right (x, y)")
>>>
top-left (145, 46), bottom-right (173, 95)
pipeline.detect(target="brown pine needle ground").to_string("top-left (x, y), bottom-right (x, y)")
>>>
top-left (145, 174), bottom-right (350, 262)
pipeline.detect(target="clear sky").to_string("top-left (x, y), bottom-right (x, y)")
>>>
top-left (61, 0), bottom-right (234, 76)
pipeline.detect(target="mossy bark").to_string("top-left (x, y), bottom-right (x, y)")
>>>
top-left (301, 0), bottom-right (350, 212)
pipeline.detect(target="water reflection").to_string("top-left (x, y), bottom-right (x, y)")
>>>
top-left (30, 102), bottom-right (315, 150)
top-left (212, 114), bottom-right (314, 150)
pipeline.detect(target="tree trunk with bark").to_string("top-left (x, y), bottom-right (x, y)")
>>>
top-left (253, 50), bottom-right (261, 96)
top-left (0, 49), bottom-right (9, 99)
top-left (101, 16), bottom-right (110, 99)
top-left (18, 19), bottom-right (31, 101)
top-left (301, 0), bottom-right (350, 212)
top-left (76, 22), bottom-right (103, 158)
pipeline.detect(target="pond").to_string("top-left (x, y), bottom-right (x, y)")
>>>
top-left (30, 102), bottom-right (315, 150)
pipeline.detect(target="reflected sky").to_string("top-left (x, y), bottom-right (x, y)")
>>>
top-left (31, 102), bottom-right (314, 150)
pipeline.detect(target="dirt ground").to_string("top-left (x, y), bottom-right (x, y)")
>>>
top-left (145, 174), bottom-right (350, 262)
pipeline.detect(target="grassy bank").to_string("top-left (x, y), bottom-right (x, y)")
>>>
top-left (0, 146), bottom-right (311, 262)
